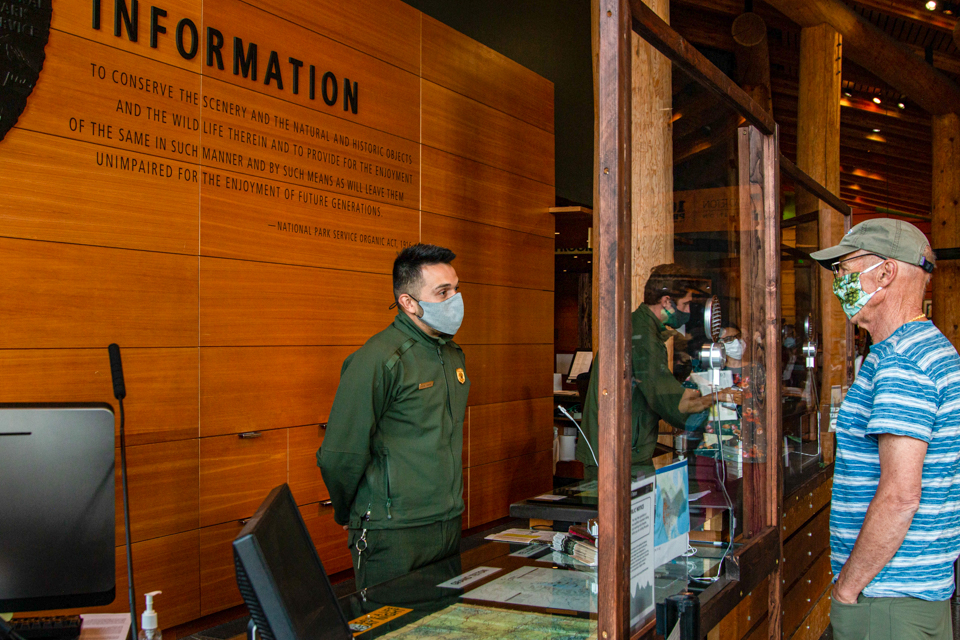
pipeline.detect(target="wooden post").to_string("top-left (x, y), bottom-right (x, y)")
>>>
top-left (797, 23), bottom-right (844, 464)
top-left (932, 114), bottom-right (960, 347)
top-left (631, 0), bottom-right (672, 307)
top-left (597, 0), bottom-right (633, 637)
top-left (732, 12), bottom-right (773, 116)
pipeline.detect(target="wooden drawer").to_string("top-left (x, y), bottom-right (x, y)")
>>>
top-left (199, 521), bottom-right (246, 617)
top-left (468, 450), bottom-right (553, 529)
top-left (289, 424), bottom-right (330, 505)
top-left (115, 440), bottom-right (199, 544)
top-left (199, 429), bottom-right (287, 527)
top-left (301, 502), bottom-right (353, 577)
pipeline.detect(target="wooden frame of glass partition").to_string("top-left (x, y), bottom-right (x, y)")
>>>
top-left (596, 1), bottom-right (797, 637)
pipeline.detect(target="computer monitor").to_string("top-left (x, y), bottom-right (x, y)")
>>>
top-left (0, 403), bottom-right (116, 612)
top-left (233, 484), bottom-right (352, 640)
top-left (566, 349), bottom-right (594, 384)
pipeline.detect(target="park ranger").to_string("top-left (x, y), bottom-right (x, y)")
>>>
top-left (318, 244), bottom-right (470, 589)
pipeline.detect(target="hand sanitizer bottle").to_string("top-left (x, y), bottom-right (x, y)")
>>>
top-left (138, 591), bottom-right (162, 640)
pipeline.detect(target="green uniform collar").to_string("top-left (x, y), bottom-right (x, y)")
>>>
top-left (393, 311), bottom-right (455, 347)
top-left (638, 304), bottom-right (671, 342)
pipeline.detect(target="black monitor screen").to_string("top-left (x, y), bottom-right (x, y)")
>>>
top-left (0, 403), bottom-right (116, 612)
top-left (233, 484), bottom-right (352, 640)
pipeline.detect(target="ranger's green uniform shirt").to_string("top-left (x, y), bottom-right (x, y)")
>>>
top-left (318, 312), bottom-right (470, 530)
top-left (575, 304), bottom-right (690, 475)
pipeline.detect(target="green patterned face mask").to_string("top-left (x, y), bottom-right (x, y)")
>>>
top-left (832, 259), bottom-right (884, 320)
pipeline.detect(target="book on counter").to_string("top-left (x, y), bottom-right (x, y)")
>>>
top-left (551, 532), bottom-right (598, 566)
top-left (483, 528), bottom-right (557, 545)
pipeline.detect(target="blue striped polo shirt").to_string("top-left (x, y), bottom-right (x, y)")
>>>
top-left (830, 320), bottom-right (960, 601)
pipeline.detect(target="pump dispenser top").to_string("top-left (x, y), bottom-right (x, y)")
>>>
top-left (139, 591), bottom-right (162, 640)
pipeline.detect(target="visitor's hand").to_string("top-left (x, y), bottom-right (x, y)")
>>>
top-left (717, 388), bottom-right (743, 405)
top-left (679, 388), bottom-right (713, 413)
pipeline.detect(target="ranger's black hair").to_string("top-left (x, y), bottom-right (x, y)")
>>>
top-left (393, 244), bottom-right (457, 302)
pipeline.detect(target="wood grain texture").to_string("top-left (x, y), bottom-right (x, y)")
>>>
top-left (199, 171), bottom-right (419, 270)
top-left (200, 346), bottom-right (354, 436)
top-left (421, 80), bottom-right (554, 186)
top-left (199, 520), bottom-right (246, 616)
top-left (254, 0), bottom-right (421, 74)
top-left (115, 440), bottom-right (200, 543)
top-left (630, 17), bottom-right (674, 308)
top-left (198, 75), bottom-right (420, 213)
top-left (199, 256), bottom-right (394, 346)
top-left (301, 502), bottom-right (353, 576)
top-left (289, 424), bottom-right (330, 505)
top-left (421, 15), bottom-right (554, 133)
top-left (783, 507), bottom-right (830, 590)
top-left (455, 285), bottom-right (553, 345)
top-left (421, 146), bottom-right (555, 239)
top-left (782, 477), bottom-right (832, 540)
top-left (53, 0), bottom-right (203, 72)
top-left (460, 344), bottom-right (553, 407)
top-left (467, 450), bottom-right (553, 528)
top-left (0, 130), bottom-right (199, 255)
top-left (786, 582), bottom-right (832, 640)
top-left (204, 0), bottom-right (420, 141)
top-left (199, 428), bottom-right (288, 527)
top-left (0, 348), bottom-right (198, 446)
top-left (421, 212), bottom-right (554, 292)
top-left (713, 577), bottom-right (770, 640)
top-left (0, 238), bottom-right (198, 348)
top-left (932, 114), bottom-right (960, 347)
top-left (64, 531), bottom-right (202, 629)
top-left (468, 398), bottom-right (554, 468)
top-left (782, 550), bottom-right (832, 640)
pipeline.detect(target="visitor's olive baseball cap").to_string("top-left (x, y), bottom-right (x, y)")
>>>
top-left (810, 218), bottom-right (934, 273)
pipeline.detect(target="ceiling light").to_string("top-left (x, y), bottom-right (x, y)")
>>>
top-left (898, 102), bottom-right (906, 109)
top-left (872, 96), bottom-right (882, 104)
top-left (872, 128), bottom-right (881, 132)
top-left (926, 0), bottom-right (937, 10)
top-left (843, 91), bottom-right (852, 97)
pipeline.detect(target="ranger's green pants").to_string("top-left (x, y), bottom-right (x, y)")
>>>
top-left (831, 595), bottom-right (951, 640)
top-left (348, 515), bottom-right (462, 590)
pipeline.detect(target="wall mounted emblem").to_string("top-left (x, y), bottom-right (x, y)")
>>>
top-left (0, 0), bottom-right (52, 142)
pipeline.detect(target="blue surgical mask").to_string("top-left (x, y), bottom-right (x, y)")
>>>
top-left (725, 339), bottom-right (744, 360)
top-left (415, 292), bottom-right (464, 336)
top-left (833, 260), bottom-right (884, 320)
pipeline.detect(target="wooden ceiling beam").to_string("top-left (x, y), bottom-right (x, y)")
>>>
top-left (839, 0), bottom-right (957, 35)
top-left (763, 0), bottom-right (960, 115)
top-left (839, 182), bottom-right (931, 208)
top-left (840, 172), bottom-right (933, 202)
top-left (840, 190), bottom-right (931, 217)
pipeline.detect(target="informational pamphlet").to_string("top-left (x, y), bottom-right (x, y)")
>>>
top-left (629, 474), bottom-right (656, 629)
top-left (484, 528), bottom-right (557, 545)
top-left (654, 460), bottom-right (690, 567)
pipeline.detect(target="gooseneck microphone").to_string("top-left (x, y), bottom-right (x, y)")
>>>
top-left (108, 344), bottom-right (138, 640)
top-left (108, 343), bottom-right (126, 400)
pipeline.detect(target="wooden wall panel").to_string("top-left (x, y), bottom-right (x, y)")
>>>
top-left (53, 0), bottom-right (203, 72)
top-left (422, 213), bottom-right (554, 291)
top-left (199, 346), bottom-right (353, 436)
top-left (302, 503), bottom-right (354, 576)
top-left (455, 285), bottom-right (553, 345)
top-left (468, 398), bottom-right (554, 468)
top-left (421, 146), bottom-right (555, 239)
top-left (421, 81), bottom-right (555, 186)
top-left (203, 0), bottom-right (420, 142)
top-left (461, 344), bottom-right (553, 406)
top-left (467, 450), bottom-right (553, 528)
top-left (76, 531), bottom-right (202, 628)
top-left (0, 348), bottom-right (198, 446)
top-left (289, 424), bottom-right (330, 505)
top-left (197, 75), bottom-right (420, 216)
top-left (421, 16), bottom-right (554, 133)
top-left (115, 440), bottom-right (200, 544)
top-left (0, 239), bottom-right (198, 348)
top-left (199, 429), bottom-right (288, 527)
top-left (199, 521), bottom-right (246, 616)
top-left (200, 178), bottom-right (419, 270)
top-left (199, 257), bottom-right (393, 346)
top-left (254, 0), bottom-right (421, 75)
top-left (0, 36), bottom-right (200, 254)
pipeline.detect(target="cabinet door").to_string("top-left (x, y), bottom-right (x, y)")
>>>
top-left (199, 520), bottom-right (245, 617)
top-left (301, 502), bottom-right (353, 577)
top-left (288, 424), bottom-right (329, 505)
top-left (199, 429), bottom-right (287, 527)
